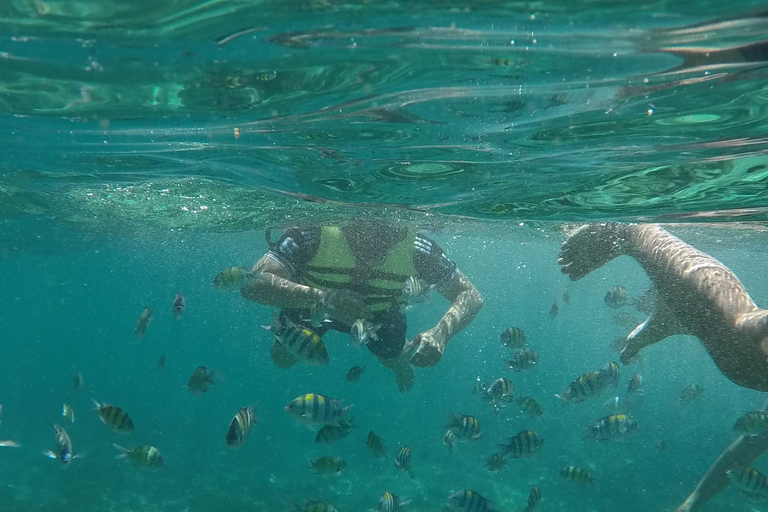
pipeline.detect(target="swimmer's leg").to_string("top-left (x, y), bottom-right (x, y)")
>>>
top-left (558, 223), bottom-right (629, 281)
top-left (620, 294), bottom-right (683, 364)
top-left (675, 430), bottom-right (768, 512)
top-left (378, 354), bottom-right (415, 393)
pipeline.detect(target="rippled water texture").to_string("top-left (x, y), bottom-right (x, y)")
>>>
top-left (2, 0), bottom-right (768, 229)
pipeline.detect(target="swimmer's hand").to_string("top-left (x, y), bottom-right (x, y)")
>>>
top-left (405, 329), bottom-right (445, 367)
top-left (322, 290), bottom-right (372, 326)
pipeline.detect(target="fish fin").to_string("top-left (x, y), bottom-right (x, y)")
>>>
top-left (43, 450), bottom-right (57, 460)
top-left (400, 499), bottom-right (412, 507)
top-left (620, 295), bottom-right (683, 364)
top-left (113, 444), bottom-right (129, 459)
top-left (445, 411), bottom-right (459, 429)
top-left (0, 440), bottom-right (20, 448)
top-left (367, 324), bottom-right (383, 342)
top-left (262, 310), bottom-right (281, 332)
top-left (91, 398), bottom-right (102, 411)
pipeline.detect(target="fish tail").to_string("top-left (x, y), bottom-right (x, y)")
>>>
top-left (113, 444), bottom-right (129, 459)
top-left (340, 404), bottom-right (354, 422)
top-left (445, 411), bottom-right (459, 429)
top-left (43, 450), bottom-right (57, 460)
top-left (262, 310), bottom-right (281, 333)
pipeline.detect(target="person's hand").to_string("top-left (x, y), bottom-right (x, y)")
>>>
top-left (322, 290), bottom-right (371, 326)
top-left (405, 329), bottom-right (446, 367)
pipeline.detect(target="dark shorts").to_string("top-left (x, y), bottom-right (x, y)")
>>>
top-left (282, 307), bottom-right (407, 359)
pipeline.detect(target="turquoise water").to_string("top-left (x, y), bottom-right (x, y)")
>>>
top-left (2, 1), bottom-right (768, 511)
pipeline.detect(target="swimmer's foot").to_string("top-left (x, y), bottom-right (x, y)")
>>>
top-left (379, 354), bottom-right (416, 393)
top-left (559, 223), bottom-right (629, 281)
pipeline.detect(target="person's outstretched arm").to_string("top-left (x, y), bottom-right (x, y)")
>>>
top-left (407, 271), bottom-right (483, 367)
top-left (675, 431), bottom-right (768, 512)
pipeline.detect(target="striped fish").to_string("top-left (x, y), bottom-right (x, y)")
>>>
top-left (308, 456), bottom-right (347, 475)
top-left (446, 412), bottom-right (482, 442)
top-left (500, 430), bottom-right (544, 459)
top-left (524, 486), bottom-right (541, 512)
top-left (114, 444), bottom-right (165, 471)
top-left (395, 446), bottom-right (414, 478)
top-left (93, 399), bottom-right (135, 434)
top-left (448, 490), bottom-right (495, 512)
top-left (517, 397), bottom-right (544, 419)
top-left (378, 491), bottom-right (410, 512)
top-left (444, 429), bottom-right (455, 455)
top-left (734, 411), bottom-right (768, 436)
top-left (485, 452), bottom-right (506, 472)
top-left (263, 311), bottom-right (329, 366)
top-left (507, 349), bottom-right (540, 372)
top-left (285, 394), bottom-right (351, 428)
top-left (727, 467), bottom-right (768, 495)
top-left (486, 378), bottom-right (515, 409)
top-left (627, 372), bottom-right (643, 395)
top-left (585, 414), bottom-right (639, 441)
top-left (226, 405), bottom-right (257, 449)
top-left (290, 501), bottom-right (338, 512)
top-left (367, 430), bottom-right (388, 458)
top-left (558, 362), bottom-right (619, 406)
top-left (499, 327), bottom-right (526, 348)
top-left (315, 417), bottom-right (356, 444)
top-left (43, 424), bottom-right (78, 466)
top-left (560, 466), bottom-right (597, 485)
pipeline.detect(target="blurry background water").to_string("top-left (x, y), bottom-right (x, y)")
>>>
top-left (1, 1), bottom-right (768, 511)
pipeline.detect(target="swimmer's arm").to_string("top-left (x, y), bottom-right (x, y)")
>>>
top-left (428, 271), bottom-right (484, 346)
top-left (240, 254), bottom-right (324, 310)
top-left (675, 432), bottom-right (768, 512)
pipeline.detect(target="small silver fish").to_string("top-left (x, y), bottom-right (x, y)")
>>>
top-left (62, 404), bottom-right (75, 423)
top-left (44, 424), bottom-right (78, 466)
top-left (135, 307), bottom-right (153, 338)
top-left (172, 291), bottom-right (185, 319)
top-left (350, 319), bottom-right (381, 347)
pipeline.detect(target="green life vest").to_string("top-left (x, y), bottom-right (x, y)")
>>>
top-left (303, 226), bottom-right (417, 312)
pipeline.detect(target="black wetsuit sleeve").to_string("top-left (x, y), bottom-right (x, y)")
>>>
top-left (414, 232), bottom-right (458, 287)
top-left (267, 227), bottom-right (321, 280)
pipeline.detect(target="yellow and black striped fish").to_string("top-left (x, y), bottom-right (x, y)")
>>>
top-left (263, 312), bottom-right (329, 366)
top-left (585, 414), bottom-right (639, 441)
top-left (560, 466), bottom-right (597, 485)
top-left (226, 405), bottom-right (257, 449)
top-left (446, 412), bottom-right (482, 442)
top-left (727, 467), bottom-right (768, 495)
top-left (486, 378), bottom-right (514, 406)
top-left (500, 430), bottom-right (544, 459)
top-left (558, 362), bottom-right (619, 405)
top-left (524, 486), bottom-right (541, 512)
top-left (379, 491), bottom-right (410, 512)
top-left (517, 397), bottom-right (544, 419)
top-left (285, 393), bottom-right (351, 428)
top-left (734, 411), bottom-right (768, 436)
top-left (315, 417), bottom-right (356, 444)
top-left (114, 444), bottom-right (165, 471)
top-left (499, 327), bottom-right (526, 348)
top-left (93, 400), bottom-right (134, 434)
top-left (367, 430), bottom-right (388, 458)
top-left (448, 490), bottom-right (495, 512)
top-left (395, 446), bottom-right (414, 478)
